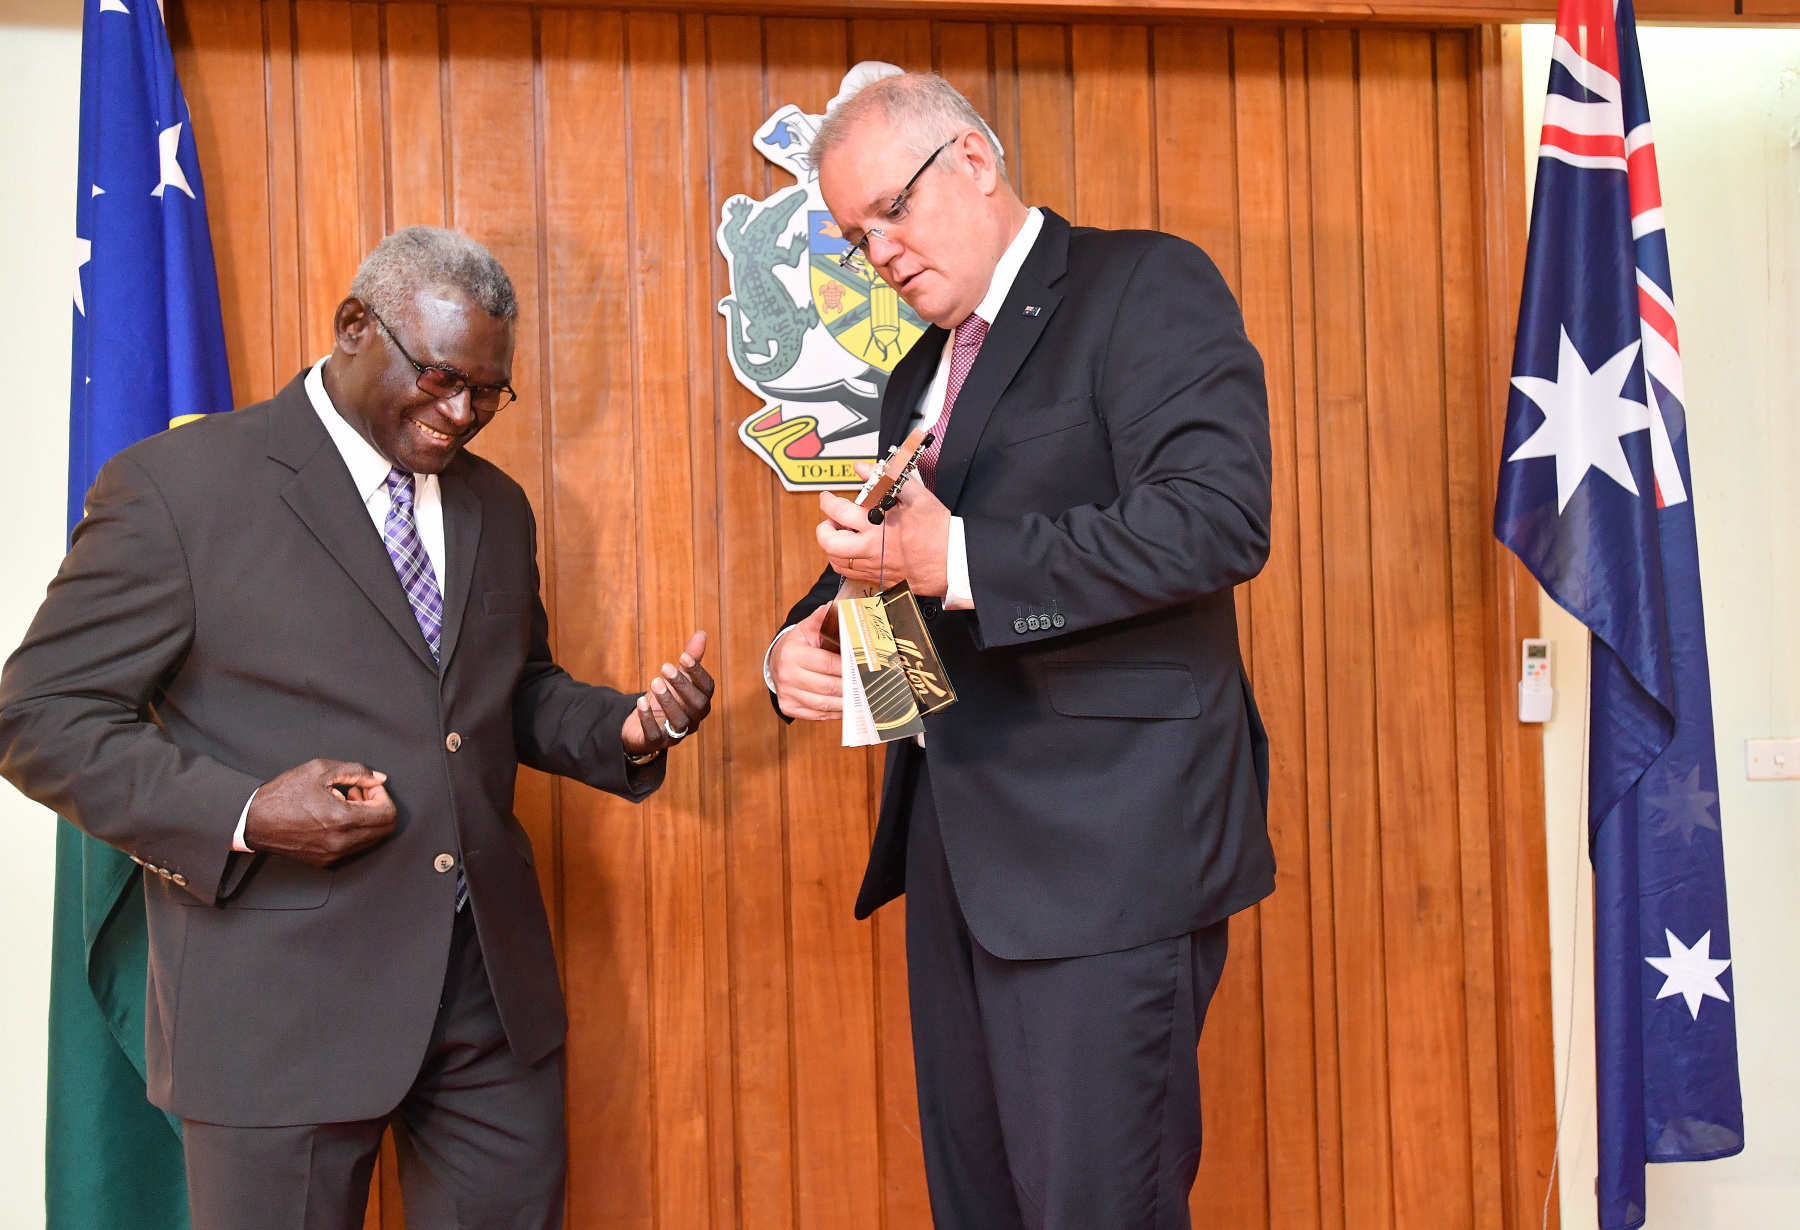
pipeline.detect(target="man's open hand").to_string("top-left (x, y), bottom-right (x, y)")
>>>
top-left (622, 630), bottom-right (715, 758)
top-left (816, 462), bottom-right (951, 597)
top-left (245, 759), bottom-right (397, 867)
top-left (771, 603), bottom-right (844, 722)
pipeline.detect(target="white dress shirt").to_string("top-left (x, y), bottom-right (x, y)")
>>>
top-left (764, 207), bottom-right (1045, 695)
top-left (232, 357), bottom-right (447, 852)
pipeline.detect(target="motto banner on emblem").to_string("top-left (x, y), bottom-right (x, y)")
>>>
top-left (717, 64), bottom-right (930, 491)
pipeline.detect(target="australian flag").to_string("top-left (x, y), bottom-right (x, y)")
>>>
top-left (50, 0), bottom-right (233, 1225)
top-left (1494, 2), bottom-right (1743, 1227)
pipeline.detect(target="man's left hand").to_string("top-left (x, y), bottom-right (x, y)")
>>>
top-left (816, 463), bottom-right (951, 596)
top-left (621, 631), bottom-right (715, 758)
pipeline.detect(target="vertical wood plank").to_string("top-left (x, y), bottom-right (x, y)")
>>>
top-left (169, 0), bottom-right (276, 405)
top-left (350, 2), bottom-right (385, 253)
top-left (383, 4), bottom-right (445, 230)
top-left (1152, 26), bottom-right (1238, 290)
top-left (849, 19), bottom-right (931, 71)
top-left (291, 0), bottom-right (362, 360)
top-left (1434, 30), bottom-right (1507, 1230)
top-left (1306, 28), bottom-right (1396, 1230)
top-left (703, 17), bottom-right (800, 1230)
top-left (263, 0), bottom-right (304, 383)
top-left (622, 14), bottom-right (714, 1230)
top-left (761, 25), bottom-right (889, 1230)
top-left (538, 11), bottom-right (653, 1228)
top-left (933, 23), bottom-right (994, 125)
top-left (1013, 25), bottom-right (1073, 217)
top-left (1231, 26), bottom-right (1322, 1230)
top-left (1358, 28), bottom-right (1475, 1230)
top-left (1070, 25), bottom-right (1153, 229)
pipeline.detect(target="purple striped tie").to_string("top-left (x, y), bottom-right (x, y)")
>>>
top-left (383, 469), bottom-right (443, 661)
top-left (383, 469), bottom-right (464, 910)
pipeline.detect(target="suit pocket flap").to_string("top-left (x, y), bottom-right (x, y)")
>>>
top-left (483, 590), bottom-right (534, 616)
top-left (1002, 395), bottom-right (1094, 445)
top-left (181, 854), bottom-right (333, 910)
top-left (1045, 663), bottom-right (1201, 720)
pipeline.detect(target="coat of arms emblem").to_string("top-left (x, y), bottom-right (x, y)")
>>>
top-left (717, 65), bottom-right (929, 491)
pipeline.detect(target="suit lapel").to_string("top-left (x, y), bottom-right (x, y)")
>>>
top-left (269, 376), bottom-right (439, 674)
top-left (880, 325), bottom-right (945, 451)
top-left (435, 462), bottom-right (484, 671)
top-left (931, 211), bottom-right (1071, 512)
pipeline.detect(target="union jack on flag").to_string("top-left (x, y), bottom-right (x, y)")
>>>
top-left (1495, 2), bottom-right (1743, 1228)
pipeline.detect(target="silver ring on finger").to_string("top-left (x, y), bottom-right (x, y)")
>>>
top-left (662, 719), bottom-right (690, 742)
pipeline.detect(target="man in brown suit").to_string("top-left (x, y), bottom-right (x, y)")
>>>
top-left (0, 226), bottom-right (712, 1230)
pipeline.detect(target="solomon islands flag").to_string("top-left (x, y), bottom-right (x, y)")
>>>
top-left (1494, 2), bottom-right (1743, 1228)
top-left (50, 0), bottom-right (233, 1225)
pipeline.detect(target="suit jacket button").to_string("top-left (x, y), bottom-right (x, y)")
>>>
top-left (172, 874), bottom-right (187, 888)
top-left (1051, 613), bottom-right (1066, 629)
top-left (157, 868), bottom-right (173, 879)
top-left (1028, 615), bottom-right (1043, 631)
top-left (1013, 617), bottom-right (1028, 635)
top-left (434, 854), bottom-right (456, 874)
top-left (445, 732), bottom-right (462, 752)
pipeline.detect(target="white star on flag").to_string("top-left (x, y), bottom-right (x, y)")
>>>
top-left (1508, 327), bottom-right (1653, 513)
top-left (1645, 929), bottom-right (1732, 1020)
top-left (152, 123), bottom-right (195, 200)
top-left (74, 235), bottom-right (91, 315)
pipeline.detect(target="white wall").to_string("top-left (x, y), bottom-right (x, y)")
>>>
top-left (1524, 24), bottom-right (1800, 1230)
top-left (0, 2), bottom-right (81, 1227)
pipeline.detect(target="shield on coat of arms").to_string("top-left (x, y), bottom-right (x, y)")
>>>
top-left (717, 66), bottom-right (928, 491)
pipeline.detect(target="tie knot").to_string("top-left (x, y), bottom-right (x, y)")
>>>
top-left (385, 467), bottom-right (415, 508)
top-left (954, 314), bottom-right (989, 349)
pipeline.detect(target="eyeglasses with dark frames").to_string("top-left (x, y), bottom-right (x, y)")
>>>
top-left (836, 136), bottom-right (959, 272)
top-left (366, 306), bottom-right (518, 414)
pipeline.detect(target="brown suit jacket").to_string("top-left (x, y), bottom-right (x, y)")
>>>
top-left (0, 374), bottom-right (658, 1126)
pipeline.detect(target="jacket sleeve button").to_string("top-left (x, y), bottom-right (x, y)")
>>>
top-left (1051, 613), bottom-right (1066, 629)
top-left (1013, 617), bottom-right (1028, 635)
top-left (172, 874), bottom-right (187, 888)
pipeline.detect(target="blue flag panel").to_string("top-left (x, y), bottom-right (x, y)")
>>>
top-left (1494, 3), bottom-right (1743, 1228)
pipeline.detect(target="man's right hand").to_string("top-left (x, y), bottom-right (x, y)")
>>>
top-left (245, 759), bottom-right (398, 867)
top-left (772, 604), bottom-right (844, 722)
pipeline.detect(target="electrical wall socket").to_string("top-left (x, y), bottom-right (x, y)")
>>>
top-left (1745, 738), bottom-right (1800, 781)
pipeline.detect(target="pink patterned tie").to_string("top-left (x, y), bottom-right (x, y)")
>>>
top-left (917, 313), bottom-right (989, 493)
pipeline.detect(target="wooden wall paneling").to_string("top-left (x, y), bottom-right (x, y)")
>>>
top-left (537, 11), bottom-right (656, 1228)
top-left (1151, 27), bottom-right (1237, 288)
top-left (677, 15), bottom-right (741, 1230)
top-left (1432, 29), bottom-right (1508, 1230)
top-left (849, 18), bottom-right (931, 69)
top-left (933, 23), bottom-right (995, 131)
top-left (382, 4), bottom-right (447, 229)
top-left (988, 25), bottom-right (1022, 193)
top-left (701, 16), bottom-right (800, 1230)
top-left (1280, 28), bottom-right (1346, 1230)
top-left (1231, 26), bottom-right (1322, 1230)
top-left (1356, 29), bottom-right (1475, 1227)
top-left (1012, 25), bottom-right (1074, 220)
top-left (264, 0), bottom-right (306, 383)
top-left (1304, 27), bottom-right (1396, 1230)
top-left (620, 14), bottom-right (714, 1230)
top-left (170, 0), bottom-right (276, 406)
top-left (759, 25), bottom-right (888, 1230)
top-left (350, 3), bottom-right (385, 255)
top-left (1474, 25), bottom-right (1559, 1230)
top-left (1070, 25), bottom-right (1153, 230)
top-left (291, 1), bottom-right (364, 360)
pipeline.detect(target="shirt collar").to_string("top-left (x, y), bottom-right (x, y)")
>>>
top-left (969, 206), bottom-right (1044, 327)
top-left (305, 356), bottom-right (405, 503)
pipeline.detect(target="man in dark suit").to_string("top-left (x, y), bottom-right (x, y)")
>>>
top-left (0, 226), bottom-right (713, 1230)
top-left (767, 75), bottom-right (1275, 1229)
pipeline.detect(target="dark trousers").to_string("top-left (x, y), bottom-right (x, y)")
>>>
top-left (183, 907), bottom-right (566, 1230)
top-left (904, 756), bottom-right (1230, 1230)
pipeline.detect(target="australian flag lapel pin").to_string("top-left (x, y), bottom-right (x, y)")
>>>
top-left (1023, 305), bottom-right (1041, 316)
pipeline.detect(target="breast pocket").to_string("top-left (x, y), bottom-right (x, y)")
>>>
top-left (1044, 662), bottom-right (1201, 720)
top-left (483, 590), bottom-right (534, 616)
top-left (1000, 395), bottom-right (1096, 447)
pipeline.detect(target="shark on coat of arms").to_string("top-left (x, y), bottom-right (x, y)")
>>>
top-left (717, 63), bottom-right (930, 491)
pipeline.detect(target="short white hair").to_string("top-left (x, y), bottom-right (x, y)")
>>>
top-left (812, 72), bottom-right (1007, 183)
top-left (350, 225), bottom-right (518, 322)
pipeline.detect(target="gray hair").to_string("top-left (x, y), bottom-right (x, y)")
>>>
top-left (349, 225), bottom-right (518, 322)
top-left (812, 72), bottom-right (1007, 183)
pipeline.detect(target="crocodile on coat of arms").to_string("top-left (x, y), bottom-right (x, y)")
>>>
top-left (716, 64), bottom-right (930, 492)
